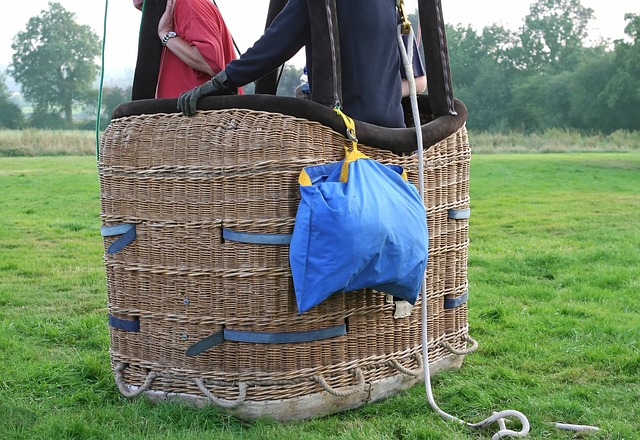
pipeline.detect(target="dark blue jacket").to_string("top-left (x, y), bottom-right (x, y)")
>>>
top-left (225, 0), bottom-right (421, 128)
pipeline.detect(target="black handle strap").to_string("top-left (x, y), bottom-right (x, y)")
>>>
top-left (131, 0), bottom-right (167, 100)
top-left (418, 0), bottom-right (456, 116)
top-left (307, 0), bottom-right (342, 108)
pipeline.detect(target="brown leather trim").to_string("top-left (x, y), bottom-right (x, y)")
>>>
top-left (111, 94), bottom-right (467, 153)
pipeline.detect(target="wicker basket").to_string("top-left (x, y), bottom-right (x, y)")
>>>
top-left (99, 108), bottom-right (471, 420)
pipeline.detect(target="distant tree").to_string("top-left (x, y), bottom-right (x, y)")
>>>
top-left (459, 58), bottom-right (513, 131)
top-left (566, 48), bottom-right (617, 132)
top-left (506, 75), bottom-right (547, 132)
top-left (0, 72), bottom-right (23, 129)
top-left (28, 108), bottom-right (66, 129)
top-left (446, 24), bottom-right (516, 130)
top-left (276, 64), bottom-right (304, 97)
top-left (511, 0), bottom-right (594, 72)
top-left (447, 24), bottom-right (487, 90)
top-left (99, 85), bottom-right (132, 129)
top-left (8, 2), bottom-right (101, 124)
top-left (602, 13), bottom-right (640, 131)
top-left (443, 0), bottom-right (637, 133)
top-left (623, 12), bottom-right (640, 41)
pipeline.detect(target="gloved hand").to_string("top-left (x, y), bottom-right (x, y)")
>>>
top-left (177, 70), bottom-right (237, 116)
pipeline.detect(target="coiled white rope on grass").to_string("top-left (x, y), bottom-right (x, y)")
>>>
top-left (397, 24), bottom-right (530, 439)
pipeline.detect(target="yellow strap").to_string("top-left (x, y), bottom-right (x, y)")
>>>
top-left (334, 107), bottom-right (358, 152)
top-left (298, 108), bottom-right (408, 186)
top-left (298, 168), bottom-right (312, 186)
top-left (334, 107), bottom-right (367, 182)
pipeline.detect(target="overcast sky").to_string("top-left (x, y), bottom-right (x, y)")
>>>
top-left (2, 0), bottom-right (637, 77)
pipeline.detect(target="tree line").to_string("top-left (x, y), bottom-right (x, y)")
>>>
top-left (442, 0), bottom-right (640, 133)
top-left (3, 2), bottom-right (100, 129)
top-left (1, 0), bottom-right (638, 134)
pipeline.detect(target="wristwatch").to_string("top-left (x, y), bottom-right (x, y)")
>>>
top-left (161, 31), bottom-right (178, 46)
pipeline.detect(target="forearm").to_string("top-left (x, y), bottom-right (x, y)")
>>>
top-left (225, 0), bottom-right (309, 87)
top-left (164, 37), bottom-right (215, 76)
top-left (402, 75), bottom-right (427, 97)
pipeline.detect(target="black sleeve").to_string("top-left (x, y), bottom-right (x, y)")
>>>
top-left (225, 0), bottom-right (311, 87)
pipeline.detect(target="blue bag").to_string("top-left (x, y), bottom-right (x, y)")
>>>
top-left (289, 141), bottom-right (429, 314)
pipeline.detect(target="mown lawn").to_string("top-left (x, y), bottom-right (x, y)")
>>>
top-left (0, 153), bottom-right (638, 439)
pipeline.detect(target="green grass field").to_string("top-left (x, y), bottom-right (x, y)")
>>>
top-left (0, 153), bottom-right (638, 439)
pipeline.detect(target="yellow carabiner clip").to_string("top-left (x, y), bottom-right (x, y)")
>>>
top-left (334, 107), bottom-right (368, 182)
top-left (397, 0), bottom-right (411, 34)
top-left (334, 107), bottom-right (359, 153)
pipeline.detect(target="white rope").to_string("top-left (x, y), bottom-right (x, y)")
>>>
top-left (194, 378), bottom-right (248, 408)
top-left (114, 362), bottom-right (158, 398)
top-left (311, 368), bottom-right (367, 397)
top-left (397, 25), bottom-right (530, 439)
top-left (389, 353), bottom-right (424, 377)
top-left (441, 334), bottom-right (479, 355)
top-left (554, 423), bottom-right (600, 433)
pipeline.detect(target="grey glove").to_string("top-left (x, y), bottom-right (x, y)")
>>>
top-left (177, 70), bottom-right (237, 116)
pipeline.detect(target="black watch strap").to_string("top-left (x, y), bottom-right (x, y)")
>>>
top-left (161, 31), bottom-right (177, 46)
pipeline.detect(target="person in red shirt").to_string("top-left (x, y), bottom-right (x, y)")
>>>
top-left (178, 0), bottom-right (423, 128)
top-left (132, 0), bottom-right (241, 98)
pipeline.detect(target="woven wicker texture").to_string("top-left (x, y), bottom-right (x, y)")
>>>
top-left (99, 109), bottom-right (470, 409)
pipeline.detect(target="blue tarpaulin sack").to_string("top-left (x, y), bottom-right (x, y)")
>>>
top-left (289, 112), bottom-right (429, 314)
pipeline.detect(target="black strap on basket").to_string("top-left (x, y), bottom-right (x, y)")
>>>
top-left (186, 323), bottom-right (348, 357)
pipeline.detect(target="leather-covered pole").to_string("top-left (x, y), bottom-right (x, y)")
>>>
top-left (253, 0), bottom-right (290, 95)
top-left (131, 0), bottom-right (167, 100)
top-left (418, 0), bottom-right (456, 116)
top-left (307, 0), bottom-right (342, 108)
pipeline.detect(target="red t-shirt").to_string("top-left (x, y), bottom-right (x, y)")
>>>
top-left (156, 0), bottom-right (241, 98)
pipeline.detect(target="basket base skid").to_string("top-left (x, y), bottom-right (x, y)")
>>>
top-left (134, 353), bottom-right (464, 421)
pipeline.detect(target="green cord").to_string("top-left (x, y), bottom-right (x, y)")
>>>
top-left (95, 0), bottom-right (109, 160)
